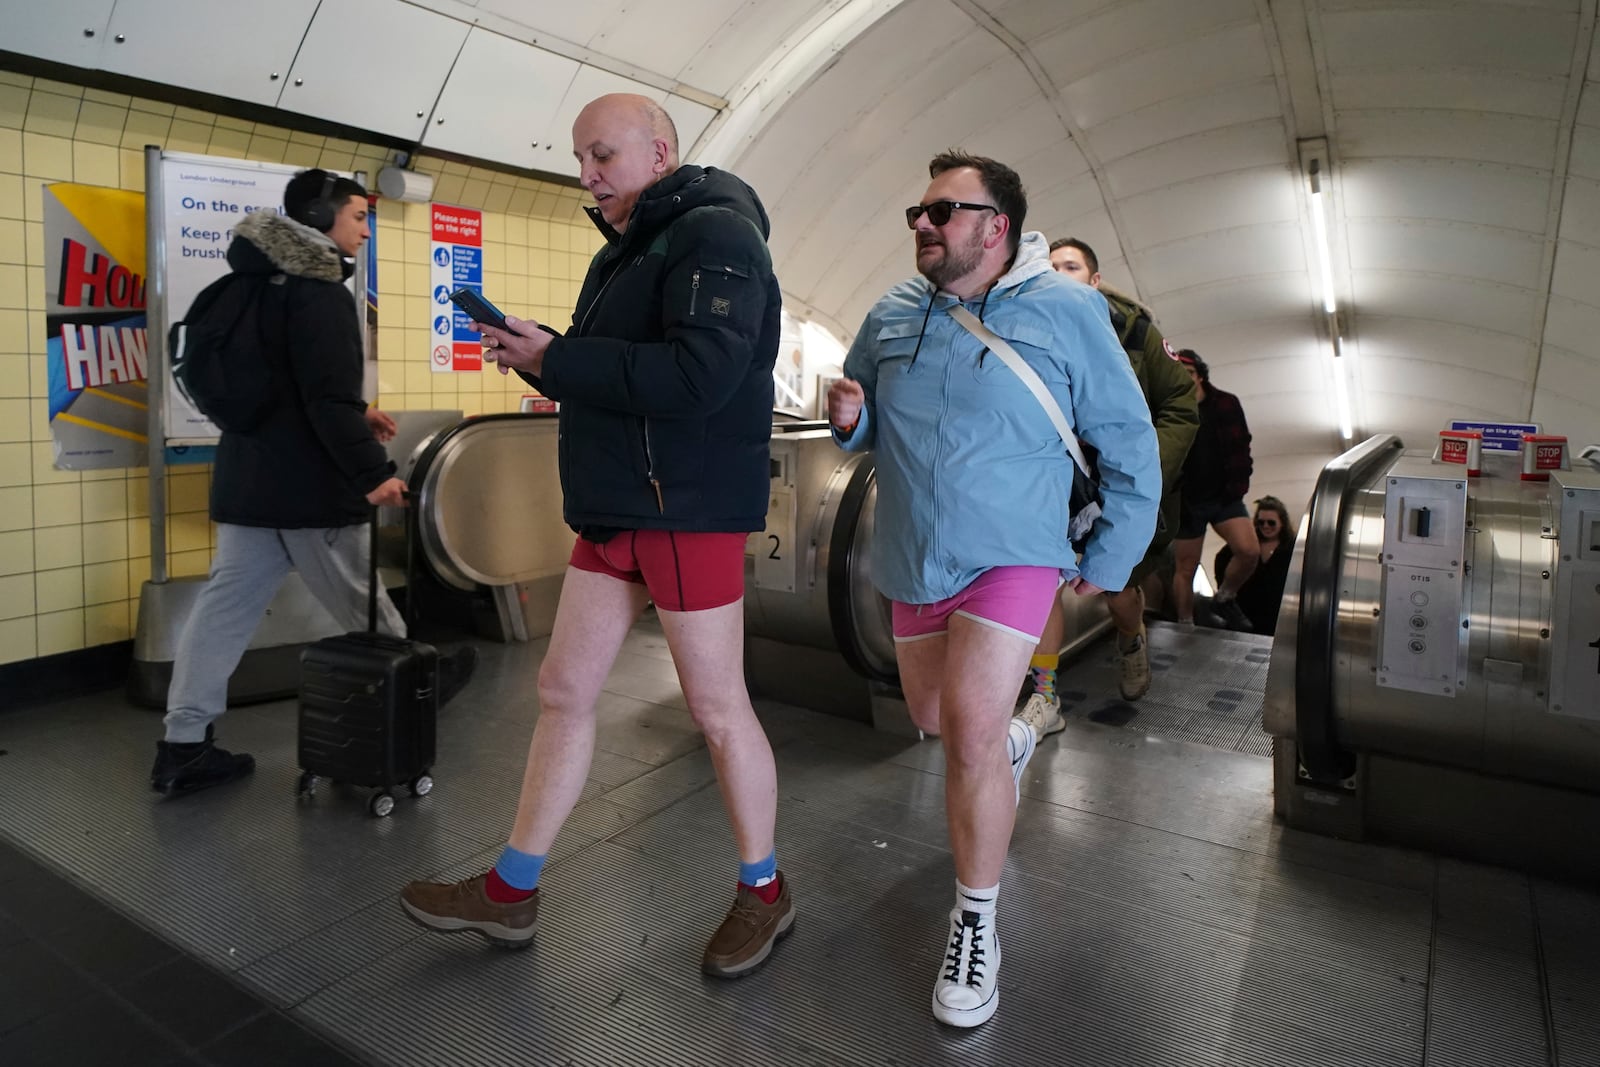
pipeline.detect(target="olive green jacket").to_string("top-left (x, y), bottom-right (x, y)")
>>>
top-left (1099, 284), bottom-right (1199, 549)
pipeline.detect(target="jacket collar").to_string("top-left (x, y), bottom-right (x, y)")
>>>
top-left (908, 230), bottom-right (1055, 306)
top-left (583, 165), bottom-right (708, 246)
top-left (230, 210), bottom-right (352, 282)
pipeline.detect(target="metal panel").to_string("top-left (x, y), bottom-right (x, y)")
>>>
top-left (1341, 158), bottom-right (1553, 235)
top-left (539, 65), bottom-right (674, 179)
top-left (1319, 5), bottom-right (1576, 76)
top-left (1062, 22), bottom-right (1272, 130)
top-left (586, 0), bottom-right (749, 81)
top-left (1549, 468), bottom-right (1600, 719)
top-left (0, 0), bottom-right (114, 68)
top-left (99, 0), bottom-right (321, 108)
top-left (1117, 167), bottom-right (1299, 251)
top-left (1376, 461), bottom-right (1469, 696)
top-left (1084, 77), bottom-right (1282, 164)
top-left (423, 29), bottom-right (580, 171)
top-left (1338, 111), bottom-right (1559, 170)
top-left (1343, 217), bottom-right (1545, 288)
top-left (278, 0), bottom-right (469, 142)
top-left (1102, 119), bottom-right (1289, 200)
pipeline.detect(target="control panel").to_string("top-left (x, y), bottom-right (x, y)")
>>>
top-left (1378, 460), bottom-right (1470, 696)
top-left (752, 439), bottom-right (799, 593)
top-left (1549, 469), bottom-right (1600, 720)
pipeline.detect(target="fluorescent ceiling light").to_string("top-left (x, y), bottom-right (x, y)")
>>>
top-left (1330, 337), bottom-right (1354, 441)
top-left (1309, 180), bottom-right (1337, 315)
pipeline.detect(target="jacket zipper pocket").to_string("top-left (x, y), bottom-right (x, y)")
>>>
top-left (689, 269), bottom-right (700, 317)
top-left (643, 418), bottom-right (664, 513)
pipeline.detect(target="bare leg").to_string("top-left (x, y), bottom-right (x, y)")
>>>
top-left (657, 597), bottom-right (777, 864)
top-left (1173, 536), bottom-right (1204, 622)
top-left (1212, 516), bottom-right (1261, 597)
top-left (897, 634), bottom-right (947, 736)
top-left (1103, 585), bottom-right (1143, 635)
top-left (1034, 588), bottom-right (1067, 658)
top-left (900, 618), bottom-right (1036, 887)
top-left (507, 567), bottom-right (651, 855)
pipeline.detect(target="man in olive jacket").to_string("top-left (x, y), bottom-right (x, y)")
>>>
top-left (400, 94), bottom-right (795, 981)
top-left (1018, 238), bottom-right (1199, 731)
top-left (153, 170), bottom-right (410, 797)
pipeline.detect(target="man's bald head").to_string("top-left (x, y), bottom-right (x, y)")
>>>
top-left (572, 93), bottom-right (682, 235)
top-left (576, 93), bottom-right (679, 163)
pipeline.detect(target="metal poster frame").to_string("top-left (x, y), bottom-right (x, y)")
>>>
top-left (142, 146), bottom-right (366, 582)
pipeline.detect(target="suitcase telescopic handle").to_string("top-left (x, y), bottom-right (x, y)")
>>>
top-left (367, 507), bottom-right (380, 633)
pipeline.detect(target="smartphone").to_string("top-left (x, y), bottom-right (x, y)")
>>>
top-left (448, 287), bottom-right (509, 332)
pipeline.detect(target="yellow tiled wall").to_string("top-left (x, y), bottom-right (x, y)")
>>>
top-left (0, 69), bottom-right (600, 666)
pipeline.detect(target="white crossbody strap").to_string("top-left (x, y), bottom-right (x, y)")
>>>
top-left (946, 303), bottom-right (1092, 478)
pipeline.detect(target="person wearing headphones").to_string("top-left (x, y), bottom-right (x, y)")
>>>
top-left (152, 169), bottom-right (472, 797)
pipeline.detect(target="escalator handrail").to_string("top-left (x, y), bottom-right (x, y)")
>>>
top-left (407, 412), bottom-right (559, 587)
top-left (826, 454), bottom-right (899, 686)
top-left (1296, 432), bottom-right (1405, 783)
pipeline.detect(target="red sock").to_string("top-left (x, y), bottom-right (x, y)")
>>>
top-left (485, 867), bottom-right (536, 903)
top-left (742, 875), bottom-right (782, 905)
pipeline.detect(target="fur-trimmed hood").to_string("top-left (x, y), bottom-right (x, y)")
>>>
top-left (227, 210), bottom-right (352, 282)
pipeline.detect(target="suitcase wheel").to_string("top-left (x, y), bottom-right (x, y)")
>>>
top-left (296, 772), bottom-right (318, 800)
top-left (408, 774), bottom-right (434, 798)
top-left (369, 791), bottom-right (396, 818)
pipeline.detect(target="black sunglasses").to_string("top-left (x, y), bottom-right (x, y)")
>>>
top-left (905, 200), bottom-right (998, 228)
top-left (1255, 518), bottom-right (1280, 527)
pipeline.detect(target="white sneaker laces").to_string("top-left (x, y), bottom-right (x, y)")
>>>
top-left (943, 912), bottom-right (990, 987)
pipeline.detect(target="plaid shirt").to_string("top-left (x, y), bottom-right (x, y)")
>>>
top-left (1181, 385), bottom-right (1253, 503)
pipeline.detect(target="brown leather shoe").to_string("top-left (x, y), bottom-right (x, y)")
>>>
top-left (702, 872), bottom-right (795, 978)
top-left (399, 873), bottom-right (539, 949)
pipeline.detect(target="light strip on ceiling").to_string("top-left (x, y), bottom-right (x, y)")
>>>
top-left (1330, 335), bottom-right (1354, 442)
top-left (1308, 162), bottom-right (1338, 315)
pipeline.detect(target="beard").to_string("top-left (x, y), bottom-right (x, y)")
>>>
top-left (916, 226), bottom-right (984, 290)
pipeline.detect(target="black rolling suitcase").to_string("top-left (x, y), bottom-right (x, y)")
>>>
top-left (296, 515), bottom-right (438, 817)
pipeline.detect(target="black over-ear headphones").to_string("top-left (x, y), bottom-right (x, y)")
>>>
top-left (300, 171), bottom-right (340, 231)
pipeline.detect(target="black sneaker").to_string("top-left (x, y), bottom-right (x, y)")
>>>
top-left (437, 646), bottom-right (478, 709)
top-left (150, 728), bottom-right (255, 797)
top-left (1211, 598), bottom-right (1254, 632)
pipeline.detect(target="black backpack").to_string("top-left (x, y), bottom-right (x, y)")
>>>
top-left (169, 272), bottom-right (284, 432)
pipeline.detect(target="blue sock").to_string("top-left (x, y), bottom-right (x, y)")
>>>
top-left (494, 845), bottom-right (546, 891)
top-left (739, 852), bottom-right (777, 888)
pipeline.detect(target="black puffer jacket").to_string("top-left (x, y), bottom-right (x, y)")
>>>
top-left (210, 211), bottom-right (393, 528)
top-left (522, 165), bottom-right (780, 536)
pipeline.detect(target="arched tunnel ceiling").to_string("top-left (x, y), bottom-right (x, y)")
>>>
top-left (720, 0), bottom-right (1600, 508)
top-left (9, 0), bottom-right (1599, 512)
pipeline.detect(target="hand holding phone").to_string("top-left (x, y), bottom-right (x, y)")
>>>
top-left (448, 287), bottom-right (509, 332)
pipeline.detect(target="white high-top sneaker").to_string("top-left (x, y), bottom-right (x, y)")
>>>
top-left (1007, 716), bottom-right (1037, 806)
top-left (931, 907), bottom-right (1001, 1027)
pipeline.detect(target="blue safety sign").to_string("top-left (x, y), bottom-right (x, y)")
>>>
top-left (1449, 420), bottom-right (1539, 453)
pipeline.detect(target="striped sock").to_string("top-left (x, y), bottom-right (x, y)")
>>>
top-left (1029, 653), bottom-right (1059, 701)
top-left (956, 879), bottom-right (998, 916)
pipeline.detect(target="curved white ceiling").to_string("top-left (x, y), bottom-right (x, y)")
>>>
top-left (8, 0), bottom-right (1598, 509)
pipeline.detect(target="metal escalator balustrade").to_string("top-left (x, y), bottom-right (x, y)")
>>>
top-left (406, 413), bottom-right (573, 591)
top-left (1265, 432), bottom-right (1600, 879)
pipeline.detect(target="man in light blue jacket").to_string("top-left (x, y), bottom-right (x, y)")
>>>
top-left (827, 151), bottom-right (1160, 1029)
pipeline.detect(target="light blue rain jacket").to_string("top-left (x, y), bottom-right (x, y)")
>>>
top-left (836, 231), bottom-right (1161, 604)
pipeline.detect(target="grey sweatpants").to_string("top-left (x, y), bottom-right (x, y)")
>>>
top-left (163, 522), bottom-right (406, 742)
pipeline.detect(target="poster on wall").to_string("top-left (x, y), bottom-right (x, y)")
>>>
top-left (430, 204), bottom-right (484, 374)
top-left (43, 184), bottom-right (151, 470)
